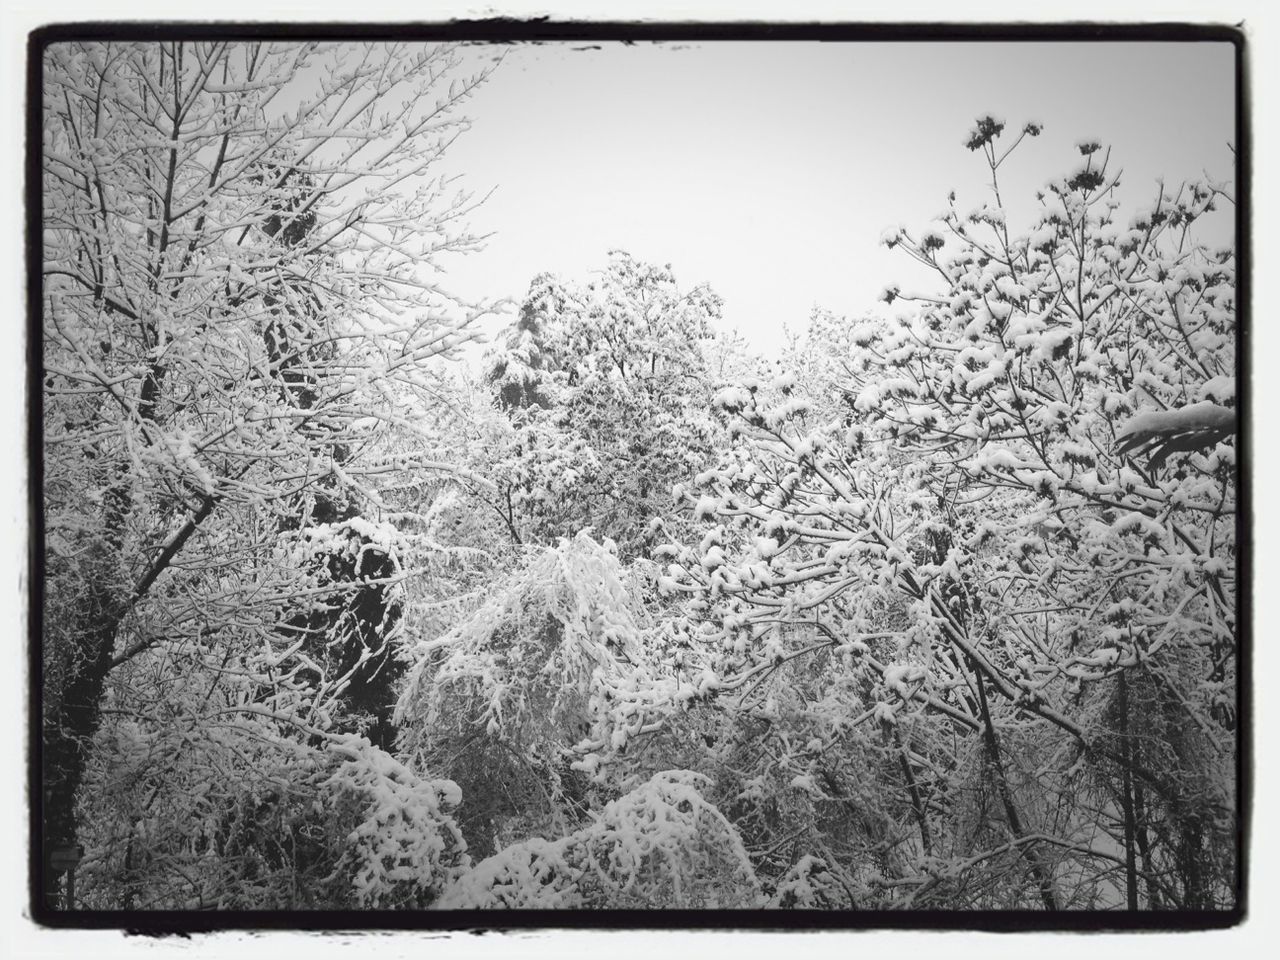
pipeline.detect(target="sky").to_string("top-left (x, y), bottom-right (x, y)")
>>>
top-left (434, 40), bottom-right (1237, 352)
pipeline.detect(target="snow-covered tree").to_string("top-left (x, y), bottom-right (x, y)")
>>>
top-left (479, 253), bottom-right (727, 557)
top-left (660, 119), bottom-right (1237, 909)
top-left (41, 57), bottom-right (1237, 914)
top-left (41, 40), bottom-right (498, 907)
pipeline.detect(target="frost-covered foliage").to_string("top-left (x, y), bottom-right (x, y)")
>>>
top-left (437, 771), bottom-right (761, 908)
top-left (321, 734), bottom-right (469, 907)
top-left (400, 532), bottom-right (662, 751)
top-left (41, 39), bottom-right (500, 908)
top-left (661, 120), bottom-right (1236, 909)
top-left (77, 720), bottom-right (467, 909)
top-left (478, 253), bottom-right (727, 557)
top-left (769, 855), bottom-right (855, 908)
top-left (44, 72), bottom-right (1237, 915)
top-left (396, 532), bottom-right (693, 855)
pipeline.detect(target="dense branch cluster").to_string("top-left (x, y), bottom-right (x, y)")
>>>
top-left (42, 40), bottom-right (500, 908)
top-left (41, 53), bottom-right (1237, 917)
top-left (656, 123), bottom-right (1236, 908)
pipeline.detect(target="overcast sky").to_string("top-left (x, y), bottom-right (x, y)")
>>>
top-left (434, 40), bottom-right (1236, 352)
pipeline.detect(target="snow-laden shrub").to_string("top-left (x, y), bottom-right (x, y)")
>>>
top-left (321, 734), bottom-right (469, 907)
top-left (768, 855), bottom-right (854, 908)
top-left (437, 770), bottom-right (761, 908)
top-left (75, 718), bottom-right (467, 909)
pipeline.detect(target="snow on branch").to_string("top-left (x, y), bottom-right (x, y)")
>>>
top-left (437, 770), bottom-right (760, 908)
top-left (1114, 400), bottom-right (1235, 469)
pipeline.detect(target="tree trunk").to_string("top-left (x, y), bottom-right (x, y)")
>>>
top-left (969, 655), bottom-right (1060, 910)
top-left (1118, 671), bottom-right (1140, 909)
top-left (894, 728), bottom-right (933, 857)
top-left (43, 530), bottom-right (125, 907)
